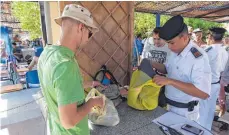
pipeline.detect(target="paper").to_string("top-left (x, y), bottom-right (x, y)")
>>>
top-left (153, 112), bottom-right (213, 135)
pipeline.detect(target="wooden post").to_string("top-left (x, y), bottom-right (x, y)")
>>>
top-left (128, 1), bottom-right (134, 84)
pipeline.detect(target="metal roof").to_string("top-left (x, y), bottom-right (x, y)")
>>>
top-left (135, 1), bottom-right (229, 23)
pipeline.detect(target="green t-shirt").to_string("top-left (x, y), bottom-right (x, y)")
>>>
top-left (37, 45), bottom-right (89, 135)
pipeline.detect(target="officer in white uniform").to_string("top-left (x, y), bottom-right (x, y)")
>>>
top-left (198, 27), bottom-right (229, 130)
top-left (152, 15), bottom-right (211, 122)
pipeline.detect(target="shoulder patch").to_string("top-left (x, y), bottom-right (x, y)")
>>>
top-left (190, 47), bottom-right (202, 58)
top-left (205, 46), bottom-right (213, 52)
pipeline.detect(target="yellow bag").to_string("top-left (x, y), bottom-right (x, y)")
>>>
top-left (127, 70), bottom-right (161, 110)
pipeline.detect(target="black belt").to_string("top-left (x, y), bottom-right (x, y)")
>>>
top-left (165, 97), bottom-right (198, 112)
top-left (211, 80), bottom-right (220, 84)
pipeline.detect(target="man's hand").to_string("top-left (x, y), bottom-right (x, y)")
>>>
top-left (153, 75), bottom-right (172, 86)
top-left (89, 96), bottom-right (105, 108)
top-left (92, 81), bottom-right (105, 88)
top-left (133, 67), bottom-right (138, 71)
top-left (59, 96), bottom-right (105, 129)
top-left (219, 103), bottom-right (226, 117)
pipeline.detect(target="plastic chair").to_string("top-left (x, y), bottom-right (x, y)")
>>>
top-left (26, 70), bottom-right (40, 88)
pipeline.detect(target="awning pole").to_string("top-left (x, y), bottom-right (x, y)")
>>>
top-left (156, 13), bottom-right (160, 27)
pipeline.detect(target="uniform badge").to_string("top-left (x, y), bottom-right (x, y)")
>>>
top-left (205, 46), bottom-right (213, 52)
top-left (190, 47), bottom-right (202, 58)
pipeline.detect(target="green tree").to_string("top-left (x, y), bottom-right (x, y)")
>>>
top-left (134, 12), bottom-right (222, 38)
top-left (184, 18), bottom-right (222, 37)
top-left (11, 2), bottom-right (42, 40)
top-left (134, 12), bottom-right (170, 38)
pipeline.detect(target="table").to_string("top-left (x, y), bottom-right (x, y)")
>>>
top-left (91, 102), bottom-right (166, 135)
top-left (0, 83), bottom-right (24, 94)
top-left (16, 68), bottom-right (29, 73)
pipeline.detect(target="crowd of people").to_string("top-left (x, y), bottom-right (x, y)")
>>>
top-left (133, 26), bottom-right (229, 69)
top-left (0, 36), bottom-right (45, 75)
top-left (133, 15), bottom-right (229, 131)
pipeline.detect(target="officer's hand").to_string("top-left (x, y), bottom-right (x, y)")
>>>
top-left (153, 75), bottom-right (171, 86)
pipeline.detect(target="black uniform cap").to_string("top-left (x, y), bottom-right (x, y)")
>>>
top-left (209, 27), bottom-right (226, 35)
top-left (159, 15), bottom-right (187, 41)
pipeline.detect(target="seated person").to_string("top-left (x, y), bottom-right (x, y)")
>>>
top-left (12, 42), bottom-right (23, 62)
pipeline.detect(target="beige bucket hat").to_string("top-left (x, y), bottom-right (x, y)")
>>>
top-left (193, 28), bottom-right (202, 33)
top-left (55, 4), bottom-right (99, 33)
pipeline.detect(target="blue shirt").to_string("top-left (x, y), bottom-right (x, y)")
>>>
top-left (133, 38), bottom-right (143, 57)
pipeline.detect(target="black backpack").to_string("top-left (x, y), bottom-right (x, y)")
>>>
top-left (93, 65), bottom-right (120, 86)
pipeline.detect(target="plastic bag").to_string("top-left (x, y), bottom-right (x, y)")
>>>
top-left (127, 70), bottom-right (161, 110)
top-left (85, 88), bottom-right (120, 126)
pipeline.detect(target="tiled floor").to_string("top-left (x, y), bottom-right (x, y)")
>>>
top-left (0, 80), bottom-right (45, 135)
top-left (1, 116), bottom-right (45, 135)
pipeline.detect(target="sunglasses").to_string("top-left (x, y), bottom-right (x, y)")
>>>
top-left (88, 31), bottom-right (93, 38)
top-left (85, 26), bottom-right (93, 38)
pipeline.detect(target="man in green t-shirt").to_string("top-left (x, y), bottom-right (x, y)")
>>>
top-left (37, 4), bottom-right (104, 135)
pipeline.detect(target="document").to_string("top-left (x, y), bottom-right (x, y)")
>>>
top-left (152, 112), bottom-right (213, 135)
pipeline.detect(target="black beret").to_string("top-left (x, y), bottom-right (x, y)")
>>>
top-left (159, 15), bottom-right (186, 41)
top-left (209, 27), bottom-right (226, 35)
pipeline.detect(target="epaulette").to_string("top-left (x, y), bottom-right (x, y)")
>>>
top-left (205, 46), bottom-right (213, 52)
top-left (190, 47), bottom-right (202, 58)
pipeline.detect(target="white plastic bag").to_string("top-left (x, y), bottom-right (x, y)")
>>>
top-left (85, 88), bottom-right (120, 126)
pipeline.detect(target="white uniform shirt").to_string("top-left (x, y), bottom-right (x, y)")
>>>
top-left (221, 45), bottom-right (229, 70)
top-left (205, 44), bottom-right (228, 83)
top-left (165, 40), bottom-right (211, 119)
top-left (142, 37), bottom-right (170, 64)
top-left (221, 52), bottom-right (229, 84)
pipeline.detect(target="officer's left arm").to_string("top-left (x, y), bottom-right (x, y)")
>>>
top-left (153, 56), bottom-right (210, 99)
top-left (153, 75), bottom-right (209, 99)
top-left (187, 56), bottom-right (211, 99)
top-left (168, 79), bottom-right (209, 99)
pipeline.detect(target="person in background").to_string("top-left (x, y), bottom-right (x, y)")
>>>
top-left (223, 36), bottom-right (229, 51)
top-left (132, 34), bottom-right (143, 68)
top-left (28, 38), bottom-right (47, 70)
top-left (198, 27), bottom-right (228, 130)
top-left (22, 40), bottom-right (29, 48)
top-left (206, 33), bottom-right (213, 45)
top-left (188, 26), bottom-right (193, 39)
top-left (12, 42), bottom-right (23, 62)
top-left (142, 27), bottom-right (170, 64)
top-left (37, 4), bottom-right (105, 135)
top-left (0, 40), bottom-right (7, 63)
top-left (28, 47), bottom-right (43, 71)
top-left (193, 28), bottom-right (207, 47)
top-left (152, 15), bottom-right (211, 124)
top-left (224, 36), bottom-right (229, 45)
top-left (13, 34), bottom-right (20, 42)
top-left (219, 56), bottom-right (229, 116)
